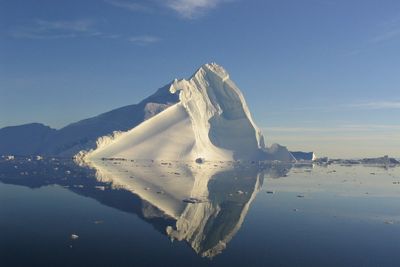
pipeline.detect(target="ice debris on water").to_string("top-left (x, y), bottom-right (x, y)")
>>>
top-left (70, 234), bottom-right (79, 240)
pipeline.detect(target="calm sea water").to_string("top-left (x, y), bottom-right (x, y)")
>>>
top-left (1, 158), bottom-right (400, 267)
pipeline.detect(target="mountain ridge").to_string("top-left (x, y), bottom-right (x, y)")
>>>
top-left (0, 84), bottom-right (179, 156)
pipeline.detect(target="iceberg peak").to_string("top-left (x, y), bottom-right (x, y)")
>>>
top-left (197, 62), bottom-right (230, 81)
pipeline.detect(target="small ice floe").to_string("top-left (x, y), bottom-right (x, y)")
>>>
top-left (95, 186), bottom-right (106, 191)
top-left (70, 234), bottom-right (79, 240)
top-left (5, 155), bottom-right (15, 161)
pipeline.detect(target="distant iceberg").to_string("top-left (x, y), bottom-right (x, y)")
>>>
top-left (328, 155), bottom-right (400, 166)
top-left (291, 151), bottom-right (317, 161)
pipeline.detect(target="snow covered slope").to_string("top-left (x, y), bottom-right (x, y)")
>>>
top-left (86, 103), bottom-right (197, 161)
top-left (85, 63), bottom-right (294, 162)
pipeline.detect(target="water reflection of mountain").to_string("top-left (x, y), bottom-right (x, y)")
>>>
top-left (0, 158), bottom-right (292, 258)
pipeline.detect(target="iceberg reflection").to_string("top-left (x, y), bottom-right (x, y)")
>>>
top-left (86, 159), bottom-right (291, 258)
top-left (0, 157), bottom-right (292, 258)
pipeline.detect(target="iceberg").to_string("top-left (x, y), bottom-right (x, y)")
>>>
top-left (84, 63), bottom-right (294, 162)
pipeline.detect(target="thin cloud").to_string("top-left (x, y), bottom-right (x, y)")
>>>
top-left (103, 0), bottom-right (150, 12)
top-left (371, 15), bottom-right (400, 43)
top-left (350, 101), bottom-right (400, 110)
top-left (35, 19), bottom-right (94, 32)
top-left (371, 28), bottom-right (400, 43)
top-left (265, 124), bottom-right (400, 133)
top-left (11, 31), bottom-right (77, 39)
top-left (268, 100), bottom-right (400, 115)
top-left (10, 19), bottom-right (98, 39)
top-left (165, 0), bottom-right (227, 19)
top-left (129, 35), bottom-right (161, 45)
top-left (103, 0), bottom-right (231, 19)
top-left (10, 19), bottom-right (129, 41)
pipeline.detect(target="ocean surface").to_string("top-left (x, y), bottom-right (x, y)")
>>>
top-left (1, 157), bottom-right (400, 267)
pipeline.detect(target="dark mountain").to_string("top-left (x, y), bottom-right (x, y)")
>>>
top-left (0, 123), bottom-right (56, 155)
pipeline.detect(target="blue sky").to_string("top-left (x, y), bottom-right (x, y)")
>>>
top-left (1, 0), bottom-right (399, 157)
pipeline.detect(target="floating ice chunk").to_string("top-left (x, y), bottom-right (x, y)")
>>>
top-left (70, 234), bottom-right (79, 240)
top-left (4, 155), bottom-right (15, 161)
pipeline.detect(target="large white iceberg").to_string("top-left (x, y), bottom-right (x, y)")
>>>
top-left (84, 63), bottom-right (294, 162)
